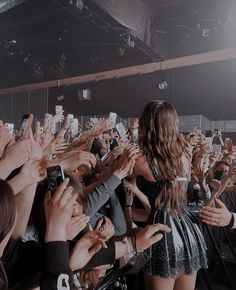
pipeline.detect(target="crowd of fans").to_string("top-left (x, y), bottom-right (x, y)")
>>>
top-left (0, 102), bottom-right (236, 290)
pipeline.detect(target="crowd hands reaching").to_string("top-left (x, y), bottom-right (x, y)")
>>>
top-left (1, 110), bottom-right (236, 289)
top-left (0, 113), bottom-right (169, 290)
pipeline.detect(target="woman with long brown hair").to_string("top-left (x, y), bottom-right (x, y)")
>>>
top-left (134, 100), bottom-right (207, 290)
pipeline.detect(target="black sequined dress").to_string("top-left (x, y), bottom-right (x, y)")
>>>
top-left (136, 163), bottom-right (208, 278)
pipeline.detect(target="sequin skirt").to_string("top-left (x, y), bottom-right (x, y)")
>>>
top-left (145, 208), bottom-right (208, 278)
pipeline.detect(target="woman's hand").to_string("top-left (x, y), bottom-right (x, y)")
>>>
top-left (58, 150), bottom-right (97, 172)
top-left (80, 264), bottom-right (112, 288)
top-left (96, 216), bottom-right (115, 241)
top-left (135, 223), bottom-right (171, 252)
top-left (44, 140), bottom-right (68, 157)
top-left (45, 178), bottom-right (77, 242)
top-left (69, 230), bottom-right (107, 270)
top-left (3, 139), bottom-right (32, 169)
top-left (199, 199), bottom-right (232, 227)
top-left (19, 159), bottom-right (47, 186)
top-left (90, 118), bottom-right (109, 137)
top-left (113, 144), bottom-right (140, 179)
top-left (0, 121), bottom-right (12, 157)
top-left (66, 214), bottom-right (90, 240)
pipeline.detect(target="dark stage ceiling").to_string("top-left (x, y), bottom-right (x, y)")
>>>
top-left (0, 0), bottom-right (236, 119)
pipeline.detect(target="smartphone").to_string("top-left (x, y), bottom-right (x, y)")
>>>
top-left (108, 112), bottom-right (117, 129)
top-left (67, 114), bottom-right (74, 120)
top-left (131, 128), bottom-right (139, 143)
top-left (47, 165), bottom-right (65, 192)
top-left (44, 113), bottom-right (52, 125)
top-left (101, 149), bottom-right (111, 162)
top-left (90, 118), bottom-right (98, 124)
top-left (19, 114), bottom-right (30, 137)
top-left (55, 105), bottom-right (63, 115)
top-left (115, 122), bottom-right (128, 141)
top-left (70, 118), bottom-right (79, 138)
top-left (55, 106), bottom-right (63, 133)
top-left (5, 123), bottom-right (14, 136)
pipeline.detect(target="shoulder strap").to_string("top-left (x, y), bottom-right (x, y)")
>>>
top-left (147, 159), bottom-right (161, 182)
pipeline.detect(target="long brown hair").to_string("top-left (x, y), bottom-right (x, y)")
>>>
top-left (0, 180), bottom-right (16, 290)
top-left (139, 100), bottom-right (188, 212)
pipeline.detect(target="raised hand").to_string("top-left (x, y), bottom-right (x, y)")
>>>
top-left (45, 178), bottom-right (78, 242)
top-left (113, 144), bottom-right (140, 179)
top-left (58, 150), bottom-right (97, 172)
top-left (200, 198), bottom-right (232, 227)
top-left (52, 110), bottom-right (64, 124)
top-left (95, 216), bottom-right (115, 241)
top-left (66, 214), bottom-right (90, 240)
top-left (69, 230), bottom-right (107, 270)
top-left (90, 118), bottom-right (110, 137)
top-left (0, 121), bottom-right (12, 157)
top-left (44, 140), bottom-right (68, 157)
top-left (3, 138), bottom-right (32, 169)
top-left (19, 159), bottom-right (47, 186)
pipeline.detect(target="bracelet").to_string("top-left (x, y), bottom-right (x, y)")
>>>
top-left (122, 237), bottom-right (136, 255)
top-left (124, 205), bottom-right (132, 208)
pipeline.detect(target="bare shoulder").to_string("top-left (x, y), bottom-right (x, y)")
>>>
top-left (134, 155), bottom-right (156, 181)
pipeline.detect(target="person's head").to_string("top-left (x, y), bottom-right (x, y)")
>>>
top-left (0, 180), bottom-right (16, 289)
top-left (139, 100), bottom-right (187, 212)
top-left (31, 172), bottom-right (87, 244)
top-left (0, 180), bottom-right (16, 256)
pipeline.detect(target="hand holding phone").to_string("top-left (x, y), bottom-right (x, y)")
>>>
top-left (5, 123), bottom-right (14, 136)
top-left (108, 112), bottom-right (117, 129)
top-left (47, 165), bottom-right (65, 192)
top-left (19, 113), bottom-right (33, 139)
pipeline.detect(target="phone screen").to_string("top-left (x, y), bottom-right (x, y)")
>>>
top-left (47, 165), bottom-right (65, 192)
top-left (108, 112), bottom-right (117, 129)
top-left (5, 123), bottom-right (14, 136)
top-left (19, 114), bottom-right (30, 137)
top-left (115, 123), bottom-right (128, 141)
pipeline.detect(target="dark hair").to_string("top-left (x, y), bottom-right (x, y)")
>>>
top-left (139, 100), bottom-right (188, 213)
top-left (0, 180), bottom-right (15, 243)
top-left (31, 172), bottom-right (86, 244)
top-left (0, 180), bottom-right (16, 289)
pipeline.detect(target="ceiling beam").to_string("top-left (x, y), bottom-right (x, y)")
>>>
top-left (1, 47), bottom-right (236, 94)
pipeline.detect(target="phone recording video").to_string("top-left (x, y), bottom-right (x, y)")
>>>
top-left (115, 122), bottom-right (128, 141)
top-left (19, 113), bottom-right (33, 139)
top-left (5, 123), bottom-right (14, 136)
top-left (47, 165), bottom-right (65, 192)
